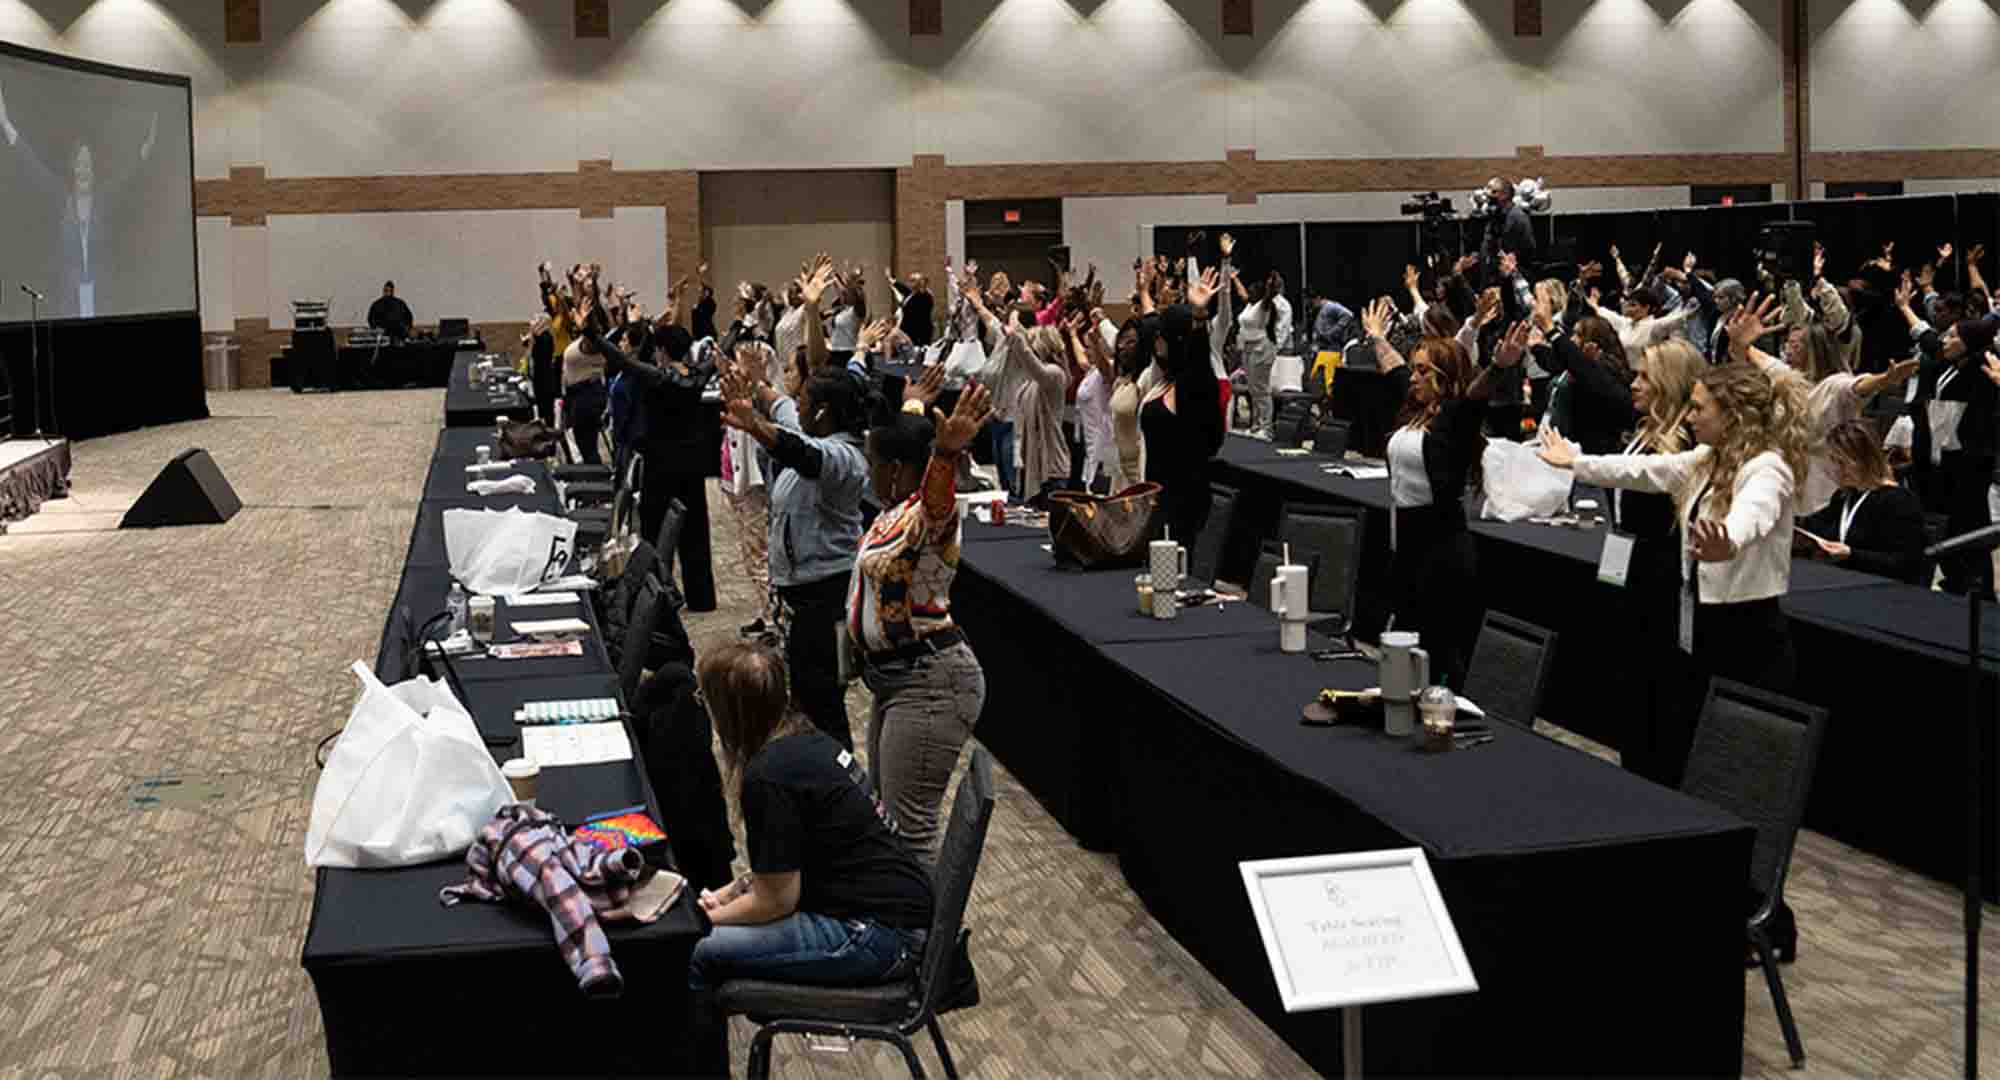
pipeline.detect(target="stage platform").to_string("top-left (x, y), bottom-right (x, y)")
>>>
top-left (0, 438), bottom-right (71, 528)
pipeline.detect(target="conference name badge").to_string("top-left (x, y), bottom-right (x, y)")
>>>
top-left (1596, 530), bottom-right (1635, 588)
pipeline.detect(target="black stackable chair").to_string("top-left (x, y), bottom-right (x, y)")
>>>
top-left (1680, 679), bottom-right (1828, 1070)
top-left (1461, 612), bottom-right (1559, 731)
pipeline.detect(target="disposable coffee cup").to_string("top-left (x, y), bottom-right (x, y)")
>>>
top-left (476, 445), bottom-right (492, 465)
top-left (501, 758), bottom-right (540, 808)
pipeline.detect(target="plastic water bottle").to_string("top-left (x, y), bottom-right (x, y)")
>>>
top-left (446, 583), bottom-right (468, 636)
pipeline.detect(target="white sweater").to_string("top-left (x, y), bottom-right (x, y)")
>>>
top-left (1574, 445), bottom-right (1795, 604)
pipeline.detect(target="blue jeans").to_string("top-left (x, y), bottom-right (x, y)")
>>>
top-left (689, 912), bottom-right (918, 991)
top-left (989, 419), bottom-right (1018, 498)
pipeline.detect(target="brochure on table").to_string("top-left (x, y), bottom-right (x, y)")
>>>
top-left (1238, 848), bottom-right (1478, 1013)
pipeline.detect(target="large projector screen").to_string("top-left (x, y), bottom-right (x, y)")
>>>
top-left (0, 41), bottom-right (196, 325)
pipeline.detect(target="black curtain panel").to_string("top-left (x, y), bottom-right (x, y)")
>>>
top-left (1791, 193), bottom-right (1960, 284)
top-left (1302, 220), bottom-right (1423, 314)
top-left (1152, 223), bottom-right (1305, 320)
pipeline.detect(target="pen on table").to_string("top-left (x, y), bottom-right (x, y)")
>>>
top-left (589, 803), bottom-right (647, 821)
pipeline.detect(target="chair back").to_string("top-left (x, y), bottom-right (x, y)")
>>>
top-left (1276, 503), bottom-right (1364, 628)
top-left (1272, 394), bottom-right (1317, 447)
top-left (917, 749), bottom-right (997, 1020)
top-left (1188, 484), bottom-right (1237, 583)
top-left (655, 497), bottom-right (688, 564)
top-left (612, 452), bottom-right (644, 538)
top-left (1249, 541), bottom-right (1321, 612)
top-left (619, 571), bottom-right (666, 703)
top-left (1461, 611), bottom-right (1558, 729)
top-left (1311, 416), bottom-right (1351, 459)
top-left (1680, 679), bottom-right (1828, 905)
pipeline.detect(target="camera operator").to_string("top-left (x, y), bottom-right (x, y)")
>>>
top-left (1480, 177), bottom-right (1536, 286)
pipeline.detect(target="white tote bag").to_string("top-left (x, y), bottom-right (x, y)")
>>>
top-left (443, 507), bottom-right (578, 598)
top-left (305, 662), bottom-right (513, 869)
top-left (1480, 439), bottom-right (1575, 522)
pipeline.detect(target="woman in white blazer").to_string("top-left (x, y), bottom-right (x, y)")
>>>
top-left (1538, 359), bottom-right (1809, 696)
top-left (1539, 359), bottom-right (1812, 964)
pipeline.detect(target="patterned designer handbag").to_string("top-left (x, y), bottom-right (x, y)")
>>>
top-left (496, 418), bottom-right (562, 460)
top-left (1046, 483), bottom-right (1164, 569)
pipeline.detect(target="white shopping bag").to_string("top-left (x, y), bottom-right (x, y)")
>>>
top-left (305, 662), bottom-right (513, 869)
top-left (944, 338), bottom-right (988, 384)
top-left (443, 507), bottom-right (577, 598)
top-left (1481, 439), bottom-right (1574, 522)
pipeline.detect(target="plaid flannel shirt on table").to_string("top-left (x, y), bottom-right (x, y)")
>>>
top-left (439, 804), bottom-right (649, 996)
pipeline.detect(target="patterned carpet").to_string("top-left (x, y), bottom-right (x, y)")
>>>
top-left (0, 387), bottom-right (1993, 1078)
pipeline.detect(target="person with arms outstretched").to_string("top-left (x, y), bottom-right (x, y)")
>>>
top-left (0, 80), bottom-right (157, 318)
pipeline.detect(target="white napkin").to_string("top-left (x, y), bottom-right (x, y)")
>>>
top-left (467, 475), bottom-right (537, 496)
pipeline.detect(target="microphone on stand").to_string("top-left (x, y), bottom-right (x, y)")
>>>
top-left (19, 284), bottom-right (44, 300)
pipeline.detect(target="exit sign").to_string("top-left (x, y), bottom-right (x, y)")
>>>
top-left (1003, 209), bottom-right (1021, 223)
top-left (1720, 195), bottom-right (1735, 207)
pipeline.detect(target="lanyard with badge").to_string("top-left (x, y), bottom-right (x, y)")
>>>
top-left (1839, 490), bottom-right (1871, 543)
top-left (1679, 481), bottom-right (1714, 655)
top-left (1596, 433), bottom-right (1647, 588)
top-left (1929, 365), bottom-right (1969, 464)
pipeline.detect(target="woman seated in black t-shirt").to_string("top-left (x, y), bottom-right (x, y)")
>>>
top-left (688, 641), bottom-right (935, 1002)
top-left (1794, 419), bottom-right (1927, 584)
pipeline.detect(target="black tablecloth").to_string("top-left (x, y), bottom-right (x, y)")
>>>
top-left (445, 352), bottom-right (534, 427)
top-left (338, 339), bottom-right (463, 388)
top-left (304, 428), bottom-right (710, 1076)
top-left (958, 531), bottom-right (1752, 1075)
top-left (1211, 433), bottom-right (2000, 899)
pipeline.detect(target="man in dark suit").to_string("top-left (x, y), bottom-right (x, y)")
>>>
top-left (367, 281), bottom-right (415, 339)
top-left (0, 80), bottom-right (157, 318)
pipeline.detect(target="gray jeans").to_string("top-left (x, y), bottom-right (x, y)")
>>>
top-left (1244, 339), bottom-right (1278, 434)
top-left (863, 641), bottom-right (985, 866)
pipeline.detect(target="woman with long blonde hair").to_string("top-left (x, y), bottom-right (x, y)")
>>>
top-left (1540, 359), bottom-right (1806, 961)
top-left (1541, 360), bottom-right (1805, 738)
top-left (1572, 339), bottom-right (1700, 787)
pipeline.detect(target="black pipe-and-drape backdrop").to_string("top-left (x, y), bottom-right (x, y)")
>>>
top-left (1155, 193), bottom-right (2000, 349)
top-left (1, 312), bottom-right (206, 440)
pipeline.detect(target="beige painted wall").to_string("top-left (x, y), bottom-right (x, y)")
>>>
top-left (700, 171), bottom-right (897, 330)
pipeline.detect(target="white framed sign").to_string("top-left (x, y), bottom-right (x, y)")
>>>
top-left (1239, 848), bottom-right (1478, 1013)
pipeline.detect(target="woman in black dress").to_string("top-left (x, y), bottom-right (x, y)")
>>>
top-left (1361, 297), bottom-right (1524, 689)
top-left (1140, 268), bottom-right (1227, 543)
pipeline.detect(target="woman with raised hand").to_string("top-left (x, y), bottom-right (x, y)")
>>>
top-left (847, 378), bottom-right (994, 865)
top-left (959, 280), bottom-right (1072, 508)
top-left (1538, 361), bottom-right (1807, 701)
top-left (1899, 278), bottom-right (2000, 594)
top-left (1142, 266), bottom-right (1228, 543)
top-left (1580, 339), bottom-right (1703, 785)
top-left (718, 260), bottom-right (872, 750)
top-left (1365, 296), bottom-right (1519, 689)
top-left (1726, 291), bottom-right (1919, 515)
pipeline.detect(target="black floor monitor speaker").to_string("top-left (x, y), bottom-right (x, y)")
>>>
top-left (120, 449), bottom-right (241, 528)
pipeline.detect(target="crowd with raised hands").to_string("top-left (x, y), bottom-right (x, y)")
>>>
top-left (504, 217), bottom-right (2000, 1012)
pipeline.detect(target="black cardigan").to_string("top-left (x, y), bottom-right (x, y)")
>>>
top-left (1911, 338), bottom-right (1998, 472)
top-left (1798, 484), bottom-right (1928, 585)
top-left (1531, 329), bottom-right (1635, 455)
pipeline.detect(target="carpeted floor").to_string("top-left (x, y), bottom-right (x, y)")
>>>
top-left (0, 386), bottom-right (1994, 1078)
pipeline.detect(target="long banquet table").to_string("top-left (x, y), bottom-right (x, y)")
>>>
top-left (950, 523), bottom-right (1754, 1076)
top-left (1207, 433), bottom-right (2000, 901)
top-left (299, 426), bottom-right (711, 1076)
